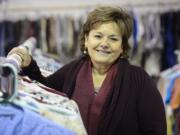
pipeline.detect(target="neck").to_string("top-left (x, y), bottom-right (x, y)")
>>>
top-left (92, 63), bottom-right (111, 75)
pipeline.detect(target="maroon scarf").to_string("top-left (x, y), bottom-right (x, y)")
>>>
top-left (72, 59), bottom-right (117, 135)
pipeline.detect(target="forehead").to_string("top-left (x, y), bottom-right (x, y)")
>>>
top-left (90, 21), bottom-right (122, 35)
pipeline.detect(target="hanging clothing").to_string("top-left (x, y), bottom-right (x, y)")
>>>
top-left (160, 12), bottom-right (177, 70)
top-left (0, 103), bottom-right (75, 135)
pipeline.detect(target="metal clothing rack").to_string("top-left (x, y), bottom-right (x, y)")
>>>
top-left (0, 1), bottom-right (180, 19)
top-left (1, 1), bottom-right (180, 11)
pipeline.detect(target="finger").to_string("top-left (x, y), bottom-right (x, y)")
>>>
top-left (7, 47), bottom-right (31, 67)
top-left (8, 47), bottom-right (27, 58)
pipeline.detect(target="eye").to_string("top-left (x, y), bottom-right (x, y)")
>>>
top-left (110, 37), bottom-right (119, 41)
top-left (94, 35), bottom-right (102, 39)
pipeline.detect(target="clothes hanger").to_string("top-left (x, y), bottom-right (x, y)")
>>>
top-left (0, 58), bottom-right (18, 102)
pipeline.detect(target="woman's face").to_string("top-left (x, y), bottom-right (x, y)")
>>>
top-left (85, 21), bottom-right (123, 67)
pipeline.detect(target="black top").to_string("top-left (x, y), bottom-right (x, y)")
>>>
top-left (22, 56), bottom-right (167, 135)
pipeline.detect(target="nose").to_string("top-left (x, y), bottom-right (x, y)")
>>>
top-left (100, 38), bottom-right (109, 49)
top-left (100, 44), bottom-right (108, 49)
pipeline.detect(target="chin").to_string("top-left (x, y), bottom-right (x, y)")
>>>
top-left (94, 60), bottom-right (112, 65)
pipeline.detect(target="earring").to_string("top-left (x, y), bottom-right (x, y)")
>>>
top-left (83, 48), bottom-right (87, 55)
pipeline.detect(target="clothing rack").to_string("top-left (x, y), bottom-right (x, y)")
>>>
top-left (0, 1), bottom-right (180, 20)
top-left (0, 1), bottom-right (180, 15)
top-left (1, 0), bottom-right (180, 10)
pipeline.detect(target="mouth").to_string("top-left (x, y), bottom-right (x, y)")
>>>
top-left (96, 49), bottom-right (111, 54)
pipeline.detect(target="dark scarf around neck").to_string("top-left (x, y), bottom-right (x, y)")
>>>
top-left (97, 58), bottom-right (131, 135)
top-left (62, 56), bottom-right (131, 135)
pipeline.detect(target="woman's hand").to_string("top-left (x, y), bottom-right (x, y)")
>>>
top-left (7, 47), bottom-right (32, 68)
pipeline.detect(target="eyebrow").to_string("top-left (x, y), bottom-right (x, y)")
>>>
top-left (94, 32), bottom-right (120, 37)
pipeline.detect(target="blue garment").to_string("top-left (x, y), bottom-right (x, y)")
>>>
top-left (161, 12), bottom-right (176, 70)
top-left (165, 13), bottom-right (176, 68)
top-left (0, 103), bottom-right (75, 135)
top-left (132, 14), bottom-right (138, 57)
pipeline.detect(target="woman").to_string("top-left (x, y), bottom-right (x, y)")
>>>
top-left (8, 6), bottom-right (167, 135)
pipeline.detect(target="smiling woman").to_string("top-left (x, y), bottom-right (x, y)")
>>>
top-left (84, 21), bottom-right (123, 71)
top-left (7, 6), bottom-right (167, 135)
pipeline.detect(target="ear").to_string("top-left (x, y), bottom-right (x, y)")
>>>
top-left (84, 35), bottom-right (88, 48)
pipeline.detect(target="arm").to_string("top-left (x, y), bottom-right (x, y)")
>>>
top-left (8, 46), bottom-right (74, 93)
top-left (22, 57), bottom-right (66, 92)
top-left (22, 56), bottom-right (85, 94)
top-left (137, 71), bottom-right (167, 135)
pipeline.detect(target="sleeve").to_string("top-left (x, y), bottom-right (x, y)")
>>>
top-left (21, 57), bottom-right (66, 92)
top-left (137, 71), bottom-right (167, 135)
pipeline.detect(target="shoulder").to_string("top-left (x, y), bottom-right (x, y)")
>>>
top-left (130, 64), bottom-right (155, 87)
top-left (128, 63), bottom-right (161, 100)
top-left (118, 59), bottom-right (150, 81)
top-left (129, 64), bottom-right (149, 79)
top-left (119, 59), bottom-right (156, 90)
top-left (125, 61), bottom-right (164, 105)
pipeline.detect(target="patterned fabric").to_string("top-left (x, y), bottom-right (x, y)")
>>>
top-left (14, 77), bottom-right (87, 135)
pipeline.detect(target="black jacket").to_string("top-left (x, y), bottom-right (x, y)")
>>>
top-left (23, 56), bottom-right (167, 135)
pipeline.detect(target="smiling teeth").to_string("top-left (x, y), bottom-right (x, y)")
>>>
top-left (97, 50), bottom-right (110, 54)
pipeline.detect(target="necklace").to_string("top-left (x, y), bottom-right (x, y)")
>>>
top-left (94, 87), bottom-right (100, 95)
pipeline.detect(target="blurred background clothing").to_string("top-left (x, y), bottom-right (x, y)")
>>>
top-left (1, 0), bottom-right (180, 134)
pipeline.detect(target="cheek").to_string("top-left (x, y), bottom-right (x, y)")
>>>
top-left (86, 39), bottom-right (97, 49)
top-left (113, 44), bottom-right (123, 53)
